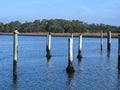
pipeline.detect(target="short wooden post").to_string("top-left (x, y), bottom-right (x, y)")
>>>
top-left (100, 31), bottom-right (103, 51)
top-left (13, 30), bottom-right (19, 78)
top-left (107, 31), bottom-right (111, 51)
top-left (118, 35), bottom-right (120, 70)
top-left (46, 32), bottom-right (51, 58)
top-left (66, 38), bottom-right (75, 73)
top-left (77, 34), bottom-right (82, 59)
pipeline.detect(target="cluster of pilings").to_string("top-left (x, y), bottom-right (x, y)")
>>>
top-left (100, 31), bottom-right (120, 70)
top-left (100, 31), bottom-right (111, 51)
top-left (12, 30), bottom-right (120, 79)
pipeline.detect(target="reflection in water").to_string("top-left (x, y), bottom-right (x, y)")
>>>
top-left (66, 72), bottom-right (75, 90)
top-left (13, 75), bottom-right (17, 90)
top-left (46, 56), bottom-right (51, 68)
top-left (117, 71), bottom-right (120, 90)
top-left (67, 72), bottom-right (74, 80)
top-left (100, 50), bottom-right (103, 56)
top-left (78, 58), bottom-right (82, 64)
top-left (46, 56), bottom-right (51, 62)
top-left (78, 58), bottom-right (82, 71)
top-left (107, 50), bottom-right (111, 58)
top-left (13, 74), bottom-right (17, 81)
top-left (46, 56), bottom-right (52, 89)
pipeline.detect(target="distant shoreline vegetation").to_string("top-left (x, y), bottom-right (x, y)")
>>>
top-left (0, 19), bottom-right (120, 33)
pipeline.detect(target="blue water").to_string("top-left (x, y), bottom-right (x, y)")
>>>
top-left (0, 35), bottom-right (120, 90)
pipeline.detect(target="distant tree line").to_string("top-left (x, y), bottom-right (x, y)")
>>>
top-left (0, 19), bottom-right (120, 33)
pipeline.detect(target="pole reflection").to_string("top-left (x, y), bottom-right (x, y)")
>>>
top-left (78, 58), bottom-right (82, 71)
top-left (66, 72), bottom-right (75, 90)
top-left (47, 57), bottom-right (52, 70)
top-left (13, 74), bottom-right (17, 90)
top-left (107, 50), bottom-right (111, 58)
top-left (116, 71), bottom-right (120, 90)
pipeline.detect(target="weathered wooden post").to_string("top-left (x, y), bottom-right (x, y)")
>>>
top-left (66, 38), bottom-right (75, 73)
top-left (118, 34), bottom-right (120, 70)
top-left (46, 32), bottom-right (51, 58)
top-left (107, 31), bottom-right (111, 51)
top-left (100, 31), bottom-right (103, 51)
top-left (13, 30), bottom-right (19, 78)
top-left (77, 34), bottom-right (82, 59)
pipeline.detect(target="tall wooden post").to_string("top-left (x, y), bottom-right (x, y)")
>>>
top-left (100, 31), bottom-right (103, 51)
top-left (13, 30), bottom-right (19, 78)
top-left (66, 38), bottom-right (75, 73)
top-left (77, 34), bottom-right (82, 59)
top-left (107, 31), bottom-right (111, 51)
top-left (118, 35), bottom-right (120, 70)
top-left (46, 32), bottom-right (51, 58)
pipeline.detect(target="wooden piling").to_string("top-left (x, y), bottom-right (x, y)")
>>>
top-left (107, 31), bottom-right (111, 51)
top-left (13, 30), bottom-right (19, 78)
top-left (118, 35), bottom-right (120, 70)
top-left (77, 34), bottom-right (82, 59)
top-left (100, 31), bottom-right (103, 51)
top-left (66, 38), bottom-right (75, 73)
top-left (46, 32), bottom-right (51, 58)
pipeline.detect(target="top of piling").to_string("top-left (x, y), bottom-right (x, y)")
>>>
top-left (13, 30), bottom-right (19, 34)
top-left (49, 32), bottom-right (51, 35)
top-left (79, 34), bottom-right (82, 36)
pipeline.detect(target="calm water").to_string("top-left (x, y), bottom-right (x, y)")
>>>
top-left (0, 35), bottom-right (120, 90)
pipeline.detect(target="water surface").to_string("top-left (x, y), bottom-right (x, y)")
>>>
top-left (0, 35), bottom-right (120, 90)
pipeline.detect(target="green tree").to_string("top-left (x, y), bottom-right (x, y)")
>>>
top-left (39, 19), bottom-right (48, 32)
top-left (19, 22), bottom-right (32, 32)
top-left (0, 22), bottom-right (4, 32)
top-left (8, 21), bottom-right (21, 32)
top-left (4, 24), bottom-right (10, 32)
top-left (32, 20), bottom-right (41, 32)
top-left (0, 19), bottom-right (120, 33)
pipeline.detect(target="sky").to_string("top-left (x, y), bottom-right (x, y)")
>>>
top-left (0, 0), bottom-right (120, 26)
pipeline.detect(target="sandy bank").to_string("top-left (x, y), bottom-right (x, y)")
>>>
top-left (0, 32), bottom-right (119, 38)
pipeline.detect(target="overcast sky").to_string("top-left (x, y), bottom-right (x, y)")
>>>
top-left (0, 0), bottom-right (120, 26)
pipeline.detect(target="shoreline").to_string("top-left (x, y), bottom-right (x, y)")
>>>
top-left (0, 32), bottom-right (119, 38)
